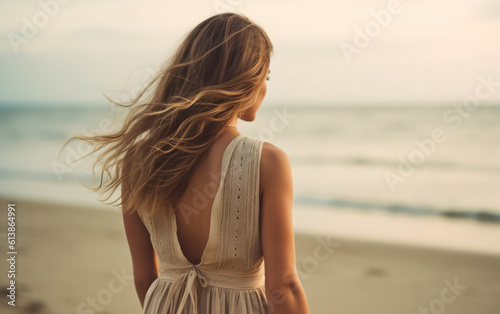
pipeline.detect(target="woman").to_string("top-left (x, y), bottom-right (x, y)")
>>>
top-left (66, 12), bottom-right (309, 313)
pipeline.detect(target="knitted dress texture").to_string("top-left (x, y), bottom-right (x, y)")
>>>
top-left (138, 134), bottom-right (271, 314)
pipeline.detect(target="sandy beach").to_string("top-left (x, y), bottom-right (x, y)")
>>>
top-left (1, 197), bottom-right (499, 314)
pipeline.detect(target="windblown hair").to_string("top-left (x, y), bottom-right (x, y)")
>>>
top-left (61, 13), bottom-right (273, 217)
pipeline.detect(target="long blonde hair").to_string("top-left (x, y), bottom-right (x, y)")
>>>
top-left (61, 13), bottom-right (273, 216)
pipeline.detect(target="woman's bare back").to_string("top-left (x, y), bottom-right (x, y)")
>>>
top-left (174, 129), bottom-right (242, 265)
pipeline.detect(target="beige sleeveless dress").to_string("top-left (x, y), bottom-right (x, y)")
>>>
top-left (138, 134), bottom-right (271, 314)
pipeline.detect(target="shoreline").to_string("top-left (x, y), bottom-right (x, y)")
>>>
top-left (293, 204), bottom-right (500, 258)
top-left (4, 193), bottom-right (500, 257)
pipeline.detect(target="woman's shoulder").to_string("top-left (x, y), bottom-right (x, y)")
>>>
top-left (258, 139), bottom-right (293, 218)
top-left (259, 140), bottom-right (291, 189)
top-left (261, 141), bottom-right (288, 161)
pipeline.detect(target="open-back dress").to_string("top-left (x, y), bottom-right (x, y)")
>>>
top-left (137, 134), bottom-right (271, 314)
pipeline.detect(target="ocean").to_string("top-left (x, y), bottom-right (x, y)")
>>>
top-left (1, 104), bottom-right (499, 224)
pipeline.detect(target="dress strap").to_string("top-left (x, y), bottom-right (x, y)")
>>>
top-left (202, 134), bottom-right (245, 263)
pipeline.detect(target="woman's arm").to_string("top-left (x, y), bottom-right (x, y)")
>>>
top-left (260, 142), bottom-right (310, 314)
top-left (121, 157), bottom-right (158, 308)
top-left (122, 208), bottom-right (158, 308)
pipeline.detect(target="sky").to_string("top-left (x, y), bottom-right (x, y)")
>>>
top-left (1, 0), bottom-right (500, 107)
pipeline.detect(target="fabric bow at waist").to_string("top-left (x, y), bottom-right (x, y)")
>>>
top-left (158, 265), bottom-right (265, 313)
top-left (162, 265), bottom-right (208, 314)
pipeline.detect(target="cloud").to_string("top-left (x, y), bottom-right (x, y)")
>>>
top-left (483, 0), bottom-right (500, 18)
top-left (1, 0), bottom-right (500, 105)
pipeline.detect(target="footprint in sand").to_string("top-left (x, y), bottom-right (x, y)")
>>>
top-left (365, 267), bottom-right (387, 277)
